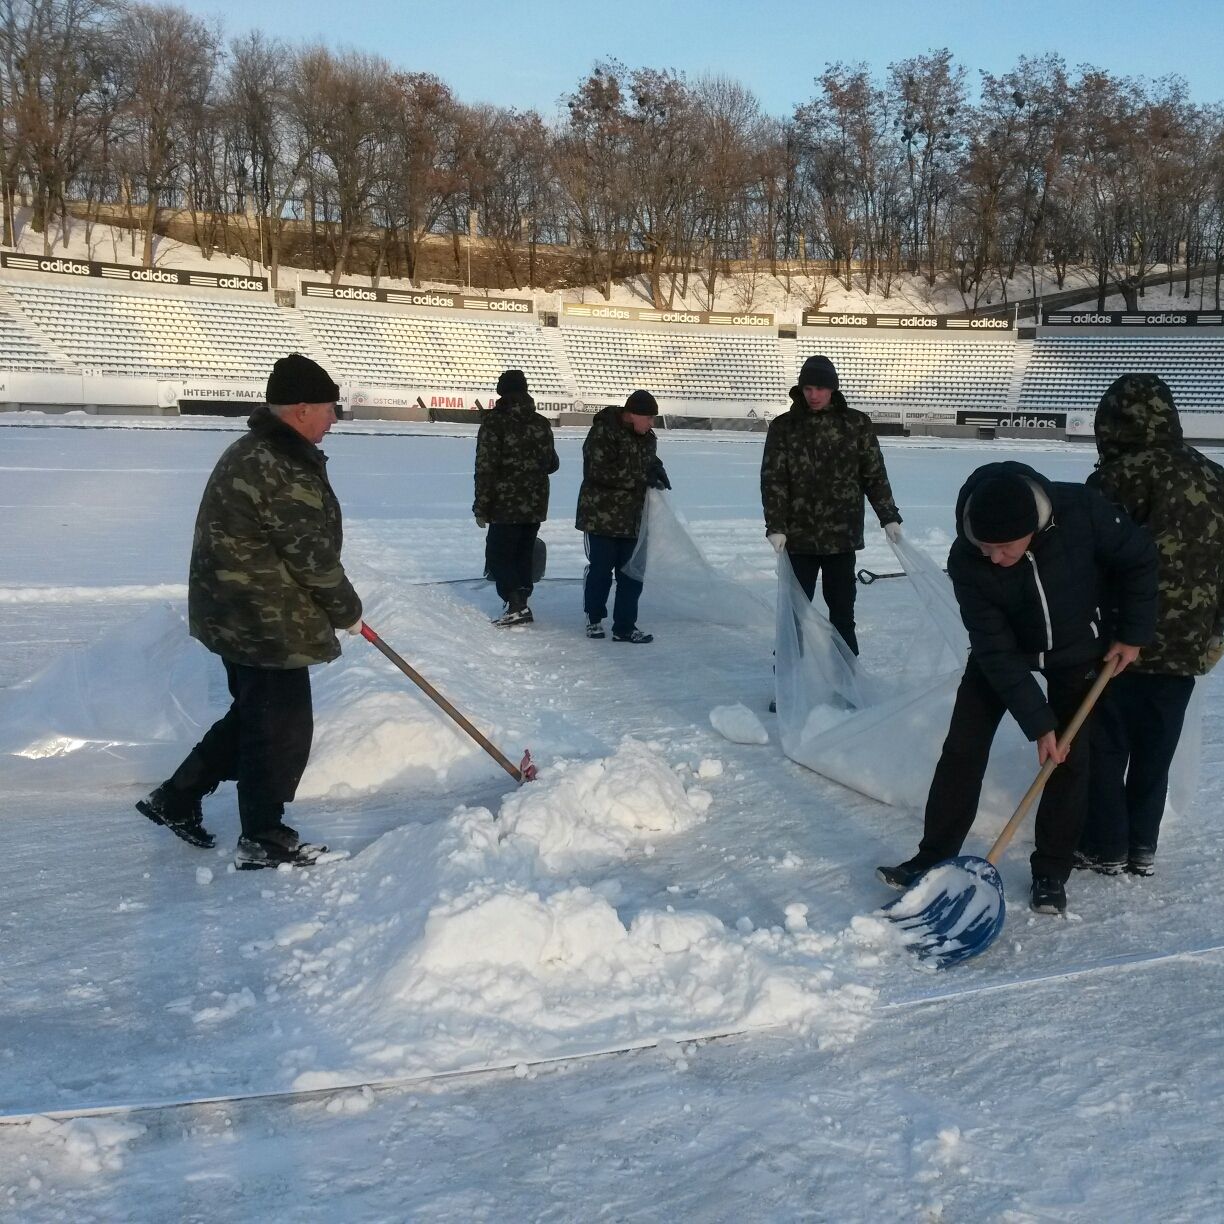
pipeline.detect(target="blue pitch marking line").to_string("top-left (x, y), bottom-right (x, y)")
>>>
top-left (3, 941), bottom-right (1223, 1126)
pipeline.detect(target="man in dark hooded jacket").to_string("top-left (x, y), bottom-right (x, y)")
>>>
top-left (760, 354), bottom-right (902, 656)
top-left (1077, 373), bottom-right (1224, 876)
top-left (878, 461), bottom-right (1158, 914)
top-left (137, 354), bottom-right (363, 869)
top-left (575, 389), bottom-right (670, 643)
top-left (474, 369), bottom-right (560, 627)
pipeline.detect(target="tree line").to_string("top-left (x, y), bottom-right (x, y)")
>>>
top-left (3, 0), bottom-right (1224, 310)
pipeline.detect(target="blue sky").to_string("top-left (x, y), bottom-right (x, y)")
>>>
top-left (181, 0), bottom-right (1223, 115)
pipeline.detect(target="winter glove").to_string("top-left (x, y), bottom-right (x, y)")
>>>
top-left (1207, 636), bottom-right (1224, 672)
top-left (475, 516), bottom-right (487, 529)
top-left (767, 533), bottom-right (787, 554)
top-left (345, 619), bottom-right (364, 636)
top-left (884, 522), bottom-right (903, 545)
top-left (646, 460), bottom-right (671, 491)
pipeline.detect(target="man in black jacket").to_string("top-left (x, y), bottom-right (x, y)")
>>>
top-left (878, 462), bottom-right (1158, 914)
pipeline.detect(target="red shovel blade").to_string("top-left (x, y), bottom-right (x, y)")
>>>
top-left (519, 749), bottom-right (538, 782)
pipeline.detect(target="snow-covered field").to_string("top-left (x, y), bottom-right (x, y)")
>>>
top-left (2, 418), bottom-right (1223, 1221)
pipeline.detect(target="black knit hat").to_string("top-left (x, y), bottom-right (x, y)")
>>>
top-left (967, 474), bottom-right (1039, 543)
top-left (625, 389), bottom-right (659, 416)
top-left (798, 354), bottom-right (839, 391)
top-left (496, 369), bottom-right (529, 398)
top-left (266, 353), bottom-right (340, 405)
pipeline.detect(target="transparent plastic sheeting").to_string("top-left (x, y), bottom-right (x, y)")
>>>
top-left (624, 490), bottom-right (773, 627)
top-left (775, 534), bottom-right (1202, 821)
top-left (632, 496), bottom-right (1200, 823)
top-left (0, 603), bottom-right (214, 762)
top-left (774, 537), bottom-right (1026, 813)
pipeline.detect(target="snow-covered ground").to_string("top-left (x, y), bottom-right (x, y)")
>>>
top-left (2, 419), bottom-right (1224, 1221)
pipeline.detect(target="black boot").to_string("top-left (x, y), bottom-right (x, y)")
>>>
top-left (493, 592), bottom-right (533, 627)
top-left (136, 782), bottom-right (215, 849)
top-left (876, 854), bottom-right (939, 891)
top-left (1029, 876), bottom-right (1067, 915)
top-left (234, 824), bottom-right (327, 870)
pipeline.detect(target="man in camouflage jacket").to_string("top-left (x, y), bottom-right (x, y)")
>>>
top-left (575, 390), bottom-right (670, 643)
top-left (137, 354), bottom-right (363, 869)
top-left (1079, 373), bottom-right (1224, 875)
top-left (761, 355), bottom-right (902, 655)
top-left (474, 369), bottom-right (559, 626)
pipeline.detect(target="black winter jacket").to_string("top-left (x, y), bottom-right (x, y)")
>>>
top-left (948, 461), bottom-right (1158, 739)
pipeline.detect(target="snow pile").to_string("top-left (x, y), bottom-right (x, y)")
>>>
top-left (262, 738), bottom-right (875, 1090)
top-left (24, 1116), bottom-right (144, 1175)
top-left (494, 738), bottom-right (712, 869)
top-left (709, 704), bottom-right (769, 745)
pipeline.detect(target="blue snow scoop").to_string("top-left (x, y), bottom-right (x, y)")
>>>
top-left (882, 659), bottom-right (1116, 968)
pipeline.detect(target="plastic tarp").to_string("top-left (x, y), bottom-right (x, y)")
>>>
top-left (0, 604), bottom-right (215, 781)
top-left (630, 496), bottom-right (1200, 822)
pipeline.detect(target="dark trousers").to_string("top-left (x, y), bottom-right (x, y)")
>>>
top-left (788, 552), bottom-right (859, 655)
top-left (486, 522), bottom-right (541, 606)
top-left (583, 533), bottom-right (642, 634)
top-left (1081, 671), bottom-right (1194, 864)
top-left (919, 655), bottom-right (1098, 883)
top-left (169, 659), bottom-right (314, 839)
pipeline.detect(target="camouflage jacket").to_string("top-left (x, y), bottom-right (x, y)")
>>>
top-left (473, 394), bottom-right (560, 524)
top-left (575, 406), bottom-right (669, 538)
top-left (1088, 373), bottom-right (1224, 676)
top-left (760, 388), bottom-right (901, 553)
top-left (188, 406), bottom-right (362, 668)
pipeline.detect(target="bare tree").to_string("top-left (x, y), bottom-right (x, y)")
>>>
top-left (0, 0), bottom-right (113, 250)
top-left (111, 3), bottom-right (218, 265)
top-left (291, 46), bottom-right (388, 283)
top-left (555, 62), bottom-right (636, 299)
top-left (374, 70), bottom-right (460, 283)
top-left (889, 49), bottom-right (967, 285)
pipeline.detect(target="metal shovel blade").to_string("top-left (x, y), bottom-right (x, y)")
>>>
top-left (880, 856), bottom-right (1006, 968)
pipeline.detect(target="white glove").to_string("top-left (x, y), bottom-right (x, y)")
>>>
top-left (884, 522), bottom-right (903, 545)
top-left (345, 619), bottom-right (364, 636)
top-left (475, 516), bottom-right (487, 529)
top-left (767, 532), bottom-right (787, 554)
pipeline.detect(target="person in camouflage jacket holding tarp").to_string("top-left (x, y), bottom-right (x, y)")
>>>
top-left (1077, 373), bottom-right (1224, 877)
top-left (474, 369), bottom-right (559, 627)
top-left (136, 354), bottom-right (363, 871)
top-left (576, 390), bottom-right (670, 643)
top-left (761, 354), bottom-right (902, 655)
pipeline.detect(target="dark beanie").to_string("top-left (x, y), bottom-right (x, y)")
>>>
top-left (625, 389), bottom-right (659, 416)
top-left (967, 474), bottom-right (1039, 543)
top-left (798, 355), bottom-right (839, 391)
top-left (496, 369), bottom-right (529, 398)
top-left (266, 353), bottom-right (340, 405)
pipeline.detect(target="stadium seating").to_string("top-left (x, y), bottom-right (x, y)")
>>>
top-left (795, 336), bottom-right (1015, 416)
top-left (561, 325), bottom-right (785, 401)
top-left (5, 283), bottom-right (311, 379)
top-left (0, 300), bottom-right (69, 370)
top-left (1019, 335), bottom-right (1224, 415)
top-left (300, 306), bottom-right (566, 394)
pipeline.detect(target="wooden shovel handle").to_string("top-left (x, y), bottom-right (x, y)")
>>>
top-left (360, 623), bottom-right (526, 782)
top-left (985, 657), bottom-right (1118, 867)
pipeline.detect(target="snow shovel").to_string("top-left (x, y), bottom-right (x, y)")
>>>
top-left (358, 623), bottom-right (537, 783)
top-left (881, 657), bottom-right (1117, 968)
